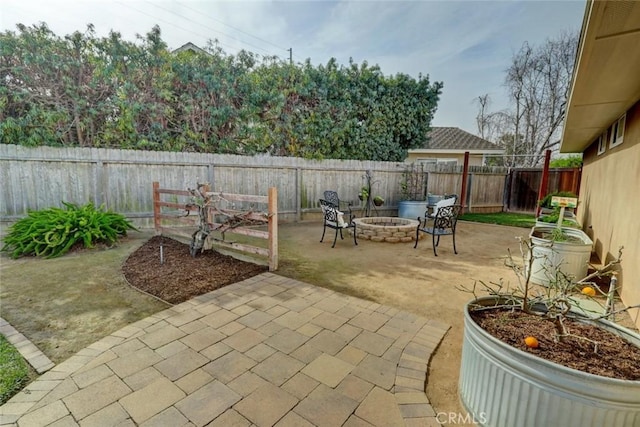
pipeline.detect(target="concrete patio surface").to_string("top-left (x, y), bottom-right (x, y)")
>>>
top-left (1, 272), bottom-right (449, 427)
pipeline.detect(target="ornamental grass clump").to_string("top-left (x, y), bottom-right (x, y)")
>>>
top-left (1, 202), bottom-right (137, 258)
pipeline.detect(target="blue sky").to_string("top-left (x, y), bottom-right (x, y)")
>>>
top-left (1, 0), bottom-right (586, 135)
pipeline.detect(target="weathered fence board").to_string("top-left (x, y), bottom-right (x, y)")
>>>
top-left (505, 168), bottom-right (582, 212)
top-left (468, 173), bottom-right (506, 212)
top-left (153, 182), bottom-right (278, 271)
top-left (1, 145), bottom-right (578, 225)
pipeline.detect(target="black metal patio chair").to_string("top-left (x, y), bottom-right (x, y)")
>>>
top-left (415, 204), bottom-right (461, 256)
top-left (427, 193), bottom-right (458, 219)
top-left (323, 190), bottom-right (354, 219)
top-left (319, 199), bottom-right (357, 248)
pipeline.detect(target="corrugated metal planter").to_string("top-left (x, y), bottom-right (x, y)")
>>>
top-left (534, 219), bottom-right (581, 228)
top-left (534, 215), bottom-right (581, 228)
top-left (397, 200), bottom-right (426, 220)
top-left (528, 225), bottom-right (593, 286)
top-left (427, 194), bottom-right (444, 206)
top-left (459, 296), bottom-right (640, 427)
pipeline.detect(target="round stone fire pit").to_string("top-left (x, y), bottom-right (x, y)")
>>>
top-left (352, 217), bottom-right (422, 243)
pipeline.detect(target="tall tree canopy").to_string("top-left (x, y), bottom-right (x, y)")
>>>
top-left (475, 31), bottom-right (578, 167)
top-left (0, 23), bottom-right (443, 161)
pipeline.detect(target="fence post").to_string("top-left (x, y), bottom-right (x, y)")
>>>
top-left (268, 187), bottom-right (278, 271)
top-left (153, 181), bottom-right (161, 234)
top-left (536, 150), bottom-right (552, 217)
top-left (202, 183), bottom-right (211, 226)
top-left (466, 173), bottom-right (473, 212)
top-left (573, 167), bottom-right (582, 215)
top-left (207, 164), bottom-right (215, 188)
top-left (460, 152), bottom-right (470, 213)
top-left (296, 168), bottom-right (302, 222)
top-left (503, 169), bottom-right (512, 212)
top-left (94, 161), bottom-right (104, 207)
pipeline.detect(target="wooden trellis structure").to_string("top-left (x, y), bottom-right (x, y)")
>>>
top-left (152, 182), bottom-right (278, 271)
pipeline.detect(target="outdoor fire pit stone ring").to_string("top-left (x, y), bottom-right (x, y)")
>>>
top-left (352, 217), bottom-right (422, 243)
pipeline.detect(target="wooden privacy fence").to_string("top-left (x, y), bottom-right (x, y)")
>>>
top-left (0, 145), bottom-right (512, 224)
top-left (505, 168), bottom-right (582, 212)
top-left (423, 165), bottom-right (506, 213)
top-left (153, 182), bottom-right (278, 271)
top-left (0, 145), bottom-right (581, 224)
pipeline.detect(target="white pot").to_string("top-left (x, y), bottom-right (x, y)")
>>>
top-left (460, 296), bottom-right (640, 427)
top-left (527, 225), bottom-right (593, 286)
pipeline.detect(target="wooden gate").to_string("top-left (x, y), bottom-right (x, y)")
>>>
top-left (505, 168), bottom-right (581, 213)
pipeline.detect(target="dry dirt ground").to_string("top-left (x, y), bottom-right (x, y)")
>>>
top-left (4, 220), bottom-right (632, 422)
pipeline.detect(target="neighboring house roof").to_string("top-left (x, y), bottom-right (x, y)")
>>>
top-left (410, 127), bottom-right (503, 154)
top-left (172, 42), bottom-right (210, 56)
top-left (561, 0), bottom-right (640, 153)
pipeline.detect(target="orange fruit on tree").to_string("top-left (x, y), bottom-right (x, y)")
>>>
top-left (524, 336), bottom-right (539, 348)
top-left (581, 286), bottom-right (596, 297)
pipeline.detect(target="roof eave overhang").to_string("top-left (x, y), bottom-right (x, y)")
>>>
top-left (561, 0), bottom-right (640, 153)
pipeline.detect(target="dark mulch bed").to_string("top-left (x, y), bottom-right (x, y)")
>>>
top-left (122, 236), bottom-right (268, 304)
top-left (471, 309), bottom-right (640, 380)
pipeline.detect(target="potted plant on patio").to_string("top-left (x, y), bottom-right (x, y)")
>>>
top-left (358, 186), bottom-right (369, 201)
top-left (535, 207), bottom-right (580, 228)
top-left (459, 243), bottom-right (640, 427)
top-left (529, 193), bottom-right (591, 286)
top-left (398, 163), bottom-right (428, 219)
top-left (527, 225), bottom-right (592, 287)
top-left (527, 223), bottom-right (592, 286)
top-left (358, 188), bottom-right (383, 206)
top-left (538, 191), bottom-right (578, 217)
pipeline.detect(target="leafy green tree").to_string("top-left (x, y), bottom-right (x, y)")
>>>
top-left (1, 23), bottom-right (443, 161)
top-left (550, 155), bottom-right (582, 168)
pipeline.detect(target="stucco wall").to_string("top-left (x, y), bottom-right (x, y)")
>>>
top-left (580, 101), bottom-right (640, 328)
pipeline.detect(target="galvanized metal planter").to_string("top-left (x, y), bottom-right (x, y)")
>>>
top-left (459, 296), bottom-right (640, 427)
top-left (528, 225), bottom-right (593, 286)
top-left (534, 219), bottom-right (581, 228)
top-left (397, 200), bottom-right (426, 220)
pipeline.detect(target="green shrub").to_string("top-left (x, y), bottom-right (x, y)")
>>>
top-left (550, 227), bottom-right (569, 242)
top-left (549, 155), bottom-right (582, 168)
top-left (538, 216), bottom-right (578, 227)
top-left (538, 191), bottom-right (578, 209)
top-left (1, 202), bottom-right (137, 258)
top-left (0, 335), bottom-right (29, 405)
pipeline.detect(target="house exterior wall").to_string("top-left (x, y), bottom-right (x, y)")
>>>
top-left (405, 152), bottom-right (485, 166)
top-left (579, 100), bottom-right (640, 327)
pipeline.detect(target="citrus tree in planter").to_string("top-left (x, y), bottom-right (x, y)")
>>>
top-left (459, 242), bottom-right (640, 427)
